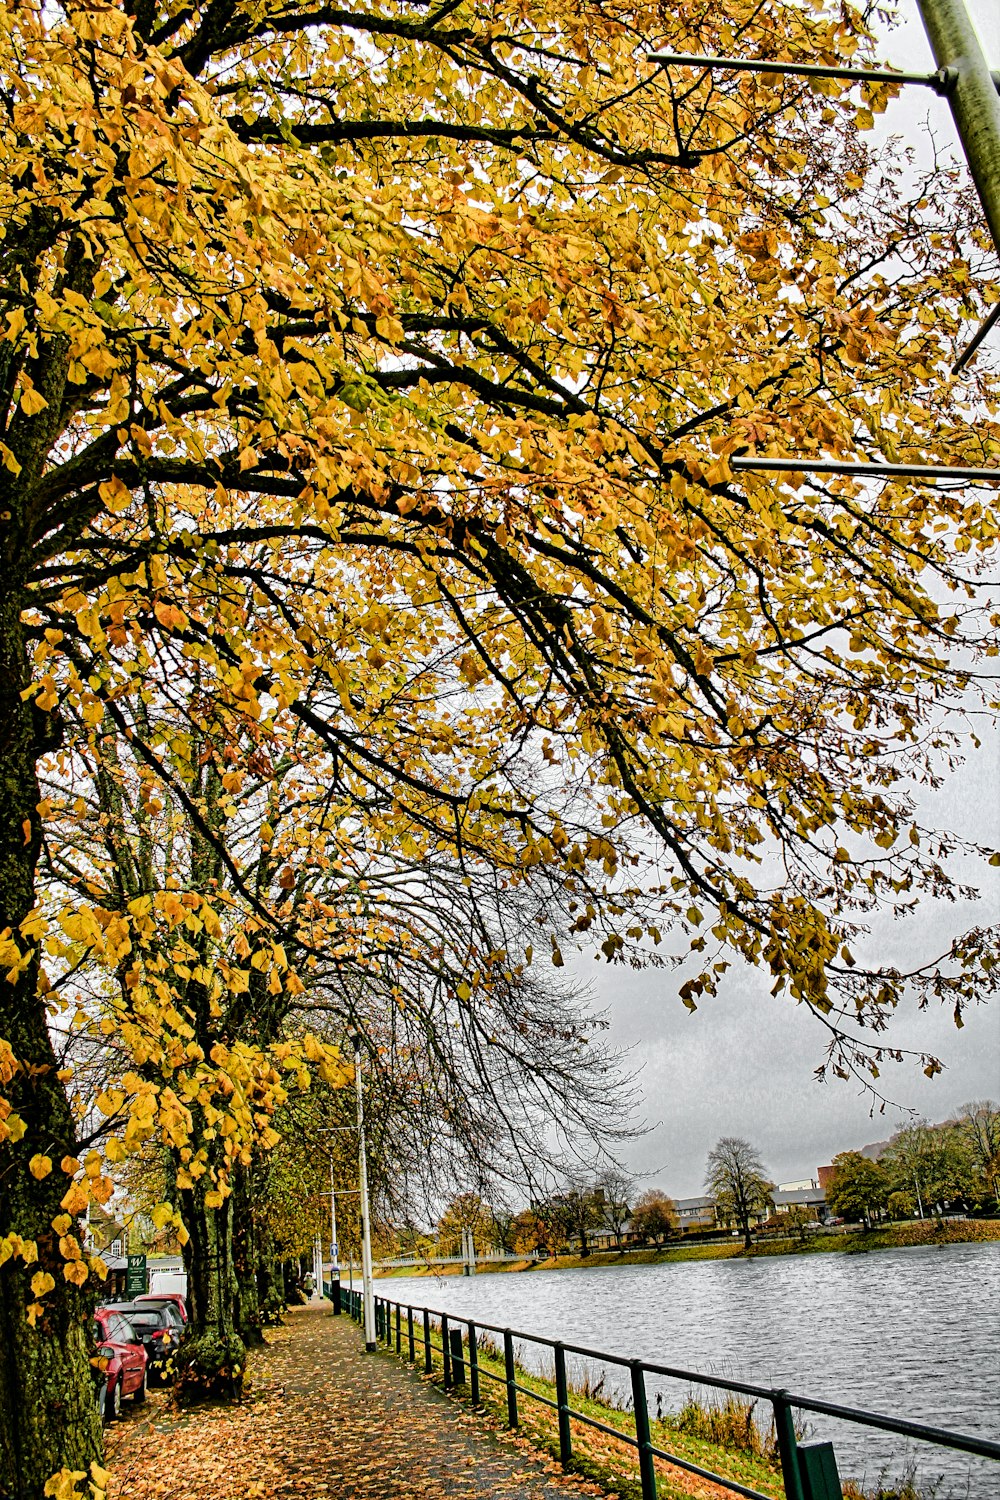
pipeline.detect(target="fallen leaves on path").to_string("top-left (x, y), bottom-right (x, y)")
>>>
top-left (106, 1307), bottom-right (606, 1500)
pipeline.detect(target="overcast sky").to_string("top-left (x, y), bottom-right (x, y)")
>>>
top-left (578, 0), bottom-right (1000, 1201)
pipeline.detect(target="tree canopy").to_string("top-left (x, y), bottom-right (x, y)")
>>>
top-left (2, 0), bottom-right (1000, 1495)
top-left (705, 1136), bottom-right (773, 1247)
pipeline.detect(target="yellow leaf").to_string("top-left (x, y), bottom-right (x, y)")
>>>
top-left (59, 1182), bottom-right (89, 1216)
top-left (19, 386), bottom-right (48, 416)
top-left (29, 1154), bottom-right (52, 1180)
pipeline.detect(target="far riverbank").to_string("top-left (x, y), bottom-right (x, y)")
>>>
top-left (375, 1216), bottom-right (1000, 1279)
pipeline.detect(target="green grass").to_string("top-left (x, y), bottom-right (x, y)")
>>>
top-left (378, 1320), bottom-right (785, 1500)
top-left (370, 1304), bottom-right (964, 1500)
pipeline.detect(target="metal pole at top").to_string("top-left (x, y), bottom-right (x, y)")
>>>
top-left (354, 1035), bottom-right (377, 1352)
top-left (915, 0), bottom-right (1000, 261)
top-left (330, 1154), bottom-right (340, 1275)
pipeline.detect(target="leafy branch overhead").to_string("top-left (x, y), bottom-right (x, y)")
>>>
top-left (1, 0), bottom-right (999, 1494)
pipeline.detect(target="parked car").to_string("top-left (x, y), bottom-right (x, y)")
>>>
top-left (112, 1301), bottom-right (185, 1384)
top-left (93, 1308), bottom-right (147, 1422)
top-left (136, 1291), bottom-right (188, 1325)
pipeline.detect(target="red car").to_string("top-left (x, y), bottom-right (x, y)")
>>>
top-left (93, 1307), bottom-right (148, 1422)
top-left (136, 1291), bottom-right (188, 1324)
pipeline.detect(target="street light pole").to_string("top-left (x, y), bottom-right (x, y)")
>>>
top-left (329, 1153), bottom-right (341, 1313)
top-left (354, 1035), bottom-right (377, 1351)
top-left (915, 0), bottom-right (1000, 263)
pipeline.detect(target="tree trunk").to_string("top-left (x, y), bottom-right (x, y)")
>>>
top-left (176, 1169), bottom-right (245, 1399)
top-left (256, 1235), bottom-right (286, 1328)
top-left (231, 1164), bottom-right (265, 1348)
top-left (0, 579), bottom-right (103, 1497)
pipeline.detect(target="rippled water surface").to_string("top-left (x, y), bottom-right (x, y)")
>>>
top-left (374, 1241), bottom-right (1000, 1497)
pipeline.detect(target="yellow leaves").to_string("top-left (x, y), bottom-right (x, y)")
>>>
top-left (31, 1270), bottom-right (56, 1297)
top-left (98, 476), bottom-right (131, 514)
top-left (153, 600), bottom-right (188, 632)
top-left (19, 385), bottom-right (48, 416)
top-left (151, 1202), bottom-right (173, 1228)
top-left (0, 1233), bottom-right (38, 1268)
top-left (63, 1260), bottom-right (89, 1287)
top-left (29, 1154), bottom-right (52, 1180)
top-left (1, 1110), bottom-right (28, 1145)
top-left (59, 1182), bottom-right (89, 1217)
top-left (43, 1465), bottom-right (108, 1500)
top-left (51, 1215), bottom-right (72, 1236)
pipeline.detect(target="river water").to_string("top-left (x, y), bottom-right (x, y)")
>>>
top-left (373, 1242), bottom-right (1000, 1498)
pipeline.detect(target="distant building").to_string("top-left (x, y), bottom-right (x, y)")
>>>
top-left (771, 1186), bottom-right (828, 1221)
top-left (86, 1205), bottom-right (126, 1254)
top-left (674, 1196), bottom-right (717, 1231)
top-left (777, 1178), bottom-right (819, 1192)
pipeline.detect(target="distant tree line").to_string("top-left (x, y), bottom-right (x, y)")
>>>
top-left (385, 1106), bottom-right (1000, 1260)
top-left (826, 1103), bottom-right (1000, 1228)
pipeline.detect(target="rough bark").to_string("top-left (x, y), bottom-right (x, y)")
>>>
top-left (0, 578), bottom-right (103, 1497)
top-left (176, 1164), bottom-right (245, 1400)
top-left (231, 1163), bottom-right (265, 1348)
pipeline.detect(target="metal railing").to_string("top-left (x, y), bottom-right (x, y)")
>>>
top-left (339, 1286), bottom-right (1000, 1500)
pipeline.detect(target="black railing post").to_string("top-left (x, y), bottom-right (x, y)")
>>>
top-left (407, 1306), bottom-right (415, 1364)
top-left (449, 1327), bottom-right (466, 1385)
top-left (396, 1303), bottom-right (401, 1354)
top-left (374, 1297), bottom-right (381, 1339)
top-left (423, 1308), bottom-right (432, 1373)
top-left (554, 1343), bottom-right (572, 1467)
top-left (630, 1362), bottom-right (657, 1500)
top-left (773, 1390), bottom-right (808, 1500)
top-left (442, 1313), bottom-right (452, 1386)
top-left (468, 1321), bottom-right (480, 1406)
top-left (504, 1330), bottom-right (518, 1428)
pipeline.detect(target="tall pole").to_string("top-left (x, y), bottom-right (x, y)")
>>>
top-left (913, 1171), bottom-right (926, 1220)
top-left (354, 1035), bottom-right (377, 1351)
top-left (330, 1153), bottom-right (339, 1271)
top-left (915, 0), bottom-right (1000, 260)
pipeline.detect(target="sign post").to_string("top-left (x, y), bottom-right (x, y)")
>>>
top-left (126, 1254), bottom-right (147, 1298)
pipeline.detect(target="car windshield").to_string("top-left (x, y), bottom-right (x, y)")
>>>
top-left (142, 1299), bottom-right (181, 1319)
top-left (122, 1313), bottom-right (162, 1331)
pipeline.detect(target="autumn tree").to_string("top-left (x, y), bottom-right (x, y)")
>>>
top-left (3, 0), bottom-right (1000, 1493)
top-left (436, 1193), bottom-right (495, 1259)
top-left (629, 1189), bottom-right (678, 1246)
top-left (705, 1137), bottom-right (773, 1249)
top-left (596, 1165), bottom-right (635, 1249)
top-left (824, 1152), bottom-right (889, 1227)
top-left (958, 1101), bottom-right (1000, 1209)
top-left (554, 1179), bottom-right (607, 1258)
top-left (879, 1121), bottom-right (973, 1216)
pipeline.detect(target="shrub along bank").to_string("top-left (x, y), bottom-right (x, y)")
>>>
top-left (375, 1318), bottom-right (931, 1500)
top-left (375, 1218), bottom-right (1000, 1280)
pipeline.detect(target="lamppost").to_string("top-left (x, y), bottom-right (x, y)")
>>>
top-left (328, 1152), bottom-right (341, 1313)
top-left (353, 1034), bottom-right (377, 1352)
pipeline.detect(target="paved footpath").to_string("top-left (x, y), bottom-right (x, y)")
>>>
top-left (107, 1304), bottom-right (604, 1500)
